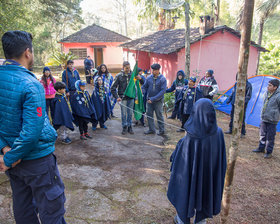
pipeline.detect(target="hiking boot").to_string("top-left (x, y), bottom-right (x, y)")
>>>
top-left (252, 148), bottom-right (265, 153)
top-left (127, 126), bottom-right (134, 134)
top-left (144, 130), bottom-right (156, 135)
top-left (224, 130), bottom-right (232, 134)
top-left (264, 153), bottom-right (272, 159)
top-left (101, 125), bottom-right (107, 129)
top-left (122, 126), bottom-right (127, 135)
top-left (80, 134), bottom-right (87, 140)
top-left (176, 128), bottom-right (185, 132)
top-left (157, 131), bottom-right (165, 136)
top-left (84, 133), bottom-right (92, 139)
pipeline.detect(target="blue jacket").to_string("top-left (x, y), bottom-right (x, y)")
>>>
top-left (0, 65), bottom-right (57, 167)
top-left (166, 70), bottom-right (188, 100)
top-left (142, 74), bottom-right (167, 102)
top-left (62, 68), bottom-right (80, 92)
top-left (226, 80), bottom-right (252, 105)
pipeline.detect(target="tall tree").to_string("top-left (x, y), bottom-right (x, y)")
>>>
top-left (256, 0), bottom-right (280, 74)
top-left (220, 0), bottom-right (255, 223)
top-left (185, 1), bottom-right (191, 78)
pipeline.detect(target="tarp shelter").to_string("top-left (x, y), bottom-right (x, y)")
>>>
top-left (215, 75), bottom-right (280, 132)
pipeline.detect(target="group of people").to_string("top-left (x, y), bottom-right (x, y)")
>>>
top-left (0, 30), bottom-right (279, 224)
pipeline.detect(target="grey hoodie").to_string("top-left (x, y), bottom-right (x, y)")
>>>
top-left (261, 88), bottom-right (280, 124)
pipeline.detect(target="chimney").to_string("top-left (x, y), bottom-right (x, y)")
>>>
top-left (199, 15), bottom-right (215, 35)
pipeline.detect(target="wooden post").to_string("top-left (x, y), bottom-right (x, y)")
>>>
top-left (185, 1), bottom-right (190, 79)
top-left (220, 0), bottom-right (255, 223)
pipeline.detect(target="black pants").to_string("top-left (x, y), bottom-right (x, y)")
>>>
top-left (181, 114), bottom-right (190, 129)
top-left (258, 121), bottom-right (277, 154)
top-left (76, 116), bottom-right (89, 135)
top-left (92, 119), bottom-right (105, 128)
top-left (46, 98), bottom-right (55, 119)
top-left (6, 154), bottom-right (66, 224)
top-left (170, 101), bottom-right (180, 119)
top-left (229, 104), bottom-right (247, 135)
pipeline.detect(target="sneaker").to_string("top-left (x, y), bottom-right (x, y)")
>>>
top-left (264, 153), bottom-right (272, 159)
top-left (144, 130), bottom-right (156, 135)
top-left (101, 125), bottom-right (107, 129)
top-left (176, 128), bottom-right (185, 132)
top-left (92, 126), bottom-right (97, 131)
top-left (224, 130), bottom-right (232, 134)
top-left (122, 126), bottom-right (127, 135)
top-left (80, 134), bottom-right (87, 140)
top-left (252, 148), bottom-right (265, 153)
top-left (84, 133), bottom-right (92, 139)
top-left (128, 126), bottom-right (134, 134)
top-left (61, 138), bottom-right (71, 145)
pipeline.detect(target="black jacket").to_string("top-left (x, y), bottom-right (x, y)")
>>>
top-left (226, 80), bottom-right (252, 105)
top-left (111, 71), bottom-right (132, 100)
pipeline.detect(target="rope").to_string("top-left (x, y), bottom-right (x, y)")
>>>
top-left (118, 102), bottom-right (183, 130)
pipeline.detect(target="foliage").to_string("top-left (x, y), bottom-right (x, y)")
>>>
top-left (46, 52), bottom-right (77, 69)
top-left (259, 43), bottom-right (280, 76)
top-left (0, 0), bottom-right (84, 65)
top-left (164, 92), bottom-right (175, 112)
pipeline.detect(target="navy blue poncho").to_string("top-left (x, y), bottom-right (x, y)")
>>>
top-left (167, 98), bottom-right (227, 224)
top-left (91, 83), bottom-right (111, 123)
top-left (52, 93), bottom-right (74, 131)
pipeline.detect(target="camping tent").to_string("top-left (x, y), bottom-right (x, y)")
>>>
top-left (215, 75), bottom-right (280, 132)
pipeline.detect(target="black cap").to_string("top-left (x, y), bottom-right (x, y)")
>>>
top-left (151, 63), bottom-right (161, 70)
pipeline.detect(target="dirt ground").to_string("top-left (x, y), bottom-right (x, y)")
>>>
top-left (0, 101), bottom-right (279, 223)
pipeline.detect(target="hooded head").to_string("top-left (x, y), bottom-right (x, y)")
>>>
top-left (177, 70), bottom-right (185, 79)
top-left (206, 69), bottom-right (214, 77)
top-left (184, 98), bottom-right (218, 138)
top-left (75, 80), bottom-right (86, 91)
top-left (43, 66), bottom-right (50, 74)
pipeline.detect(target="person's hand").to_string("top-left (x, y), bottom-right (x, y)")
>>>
top-left (0, 156), bottom-right (9, 172)
top-left (148, 100), bottom-right (152, 104)
top-left (66, 92), bottom-right (70, 97)
top-left (2, 146), bottom-right (11, 155)
top-left (117, 98), bottom-right (122, 102)
top-left (135, 75), bottom-right (141, 80)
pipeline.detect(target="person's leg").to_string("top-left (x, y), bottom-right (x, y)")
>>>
top-left (258, 121), bottom-right (267, 150)
top-left (140, 113), bottom-right (145, 126)
top-left (77, 116), bottom-right (84, 135)
top-left (127, 99), bottom-right (134, 127)
top-left (228, 105), bottom-right (235, 133)
top-left (92, 119), bottom-right (98, 130)
top-left (146, 102), bottom-right (156, 133)
top-left (31, 155), bottom-right (66, 224)
top-left (154, 100), bottom-right (165, 134)
top-left (49, 98), bottom-right (55, 120)
top-left (181, 114), bottom-right (188, 129)
top-left (170, 101), bottom-right (179, 119)
top-left (120, 100), bottom-right (128, 128)
top-left (6, 171), bottom-right (40, 224)
top-left (241, 104), bottom-right (247, 135)
top-left (46, 99), bottom-right (51, 116)
top-left (266, 123), bottom-right (277, 154)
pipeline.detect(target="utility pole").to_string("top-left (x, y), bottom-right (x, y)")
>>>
top-left (184, 0), bottom-right (190, 79)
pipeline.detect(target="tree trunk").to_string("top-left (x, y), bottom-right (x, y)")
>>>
top-left (216, 0), bottom-right (221, 25)
top-left (185, 1), bottom-right (190, 79)
top-left (158, 8), bottom-right (166, 30)
top-left (220, 0), bottom-right (255, 223)
top-left (123, 0), bottom-right (128, 36)
top-left (256, 17), bottom-right (265, 75)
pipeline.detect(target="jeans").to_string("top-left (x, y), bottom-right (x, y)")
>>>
top-left (258, 121), bottom-right (277, 154)
top-left (146, 99), bottom-right (165, 133)
top-left (229, 104), bottom-right (247, 135)
top-left (170, 101), bottom-right (180, 119)
top-left (6, 154), bottom-right (66, 224)
top-left (120, 99), bottom-right (134, 127)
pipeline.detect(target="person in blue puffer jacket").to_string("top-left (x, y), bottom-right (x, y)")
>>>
top-left (0, 31), bottom-right (66, 224)
top-left (165, 70), bottom-right (188, 119)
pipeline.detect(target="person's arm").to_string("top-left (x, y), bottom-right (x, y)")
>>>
top-left (62, 71), bottom-right (69, 92)
top-left (3, 82), bottom-right (45, 167)
top-left (150, 78), bottom-right (167, 102)
top-left (0, 136), bottom-right (8, 155)
top-left (209, 79), bottom-right (219, 96)
top-left (111, 75), bottom-right (120, 99)
top-left (76, 70), bottom-right (80, 80)
top-left (139, 75), bottom-right (145, 85)
top-left (195, 87), bottom-right (203, 101)
top-left (141, 77), bottom-right (149, 96)
top-left (166, 81), bottom-right (176, 93)
top-left (226, 85), bottom-right (235, 104)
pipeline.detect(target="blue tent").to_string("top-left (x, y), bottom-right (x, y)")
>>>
top-left (215, 75), bottom-right (280, 132)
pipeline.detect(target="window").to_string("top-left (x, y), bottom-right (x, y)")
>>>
top-left (69, 48), bottom-right (87, 60)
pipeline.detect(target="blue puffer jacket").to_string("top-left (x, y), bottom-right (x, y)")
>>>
top-left (0, 65), bottom-right (57, 167)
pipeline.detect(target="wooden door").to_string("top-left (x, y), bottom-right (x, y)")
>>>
top-left (94, 48), bottom-right (103, 67)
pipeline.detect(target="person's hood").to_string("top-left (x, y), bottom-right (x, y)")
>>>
top-left (75, 80), bottom-right (86, 91)
top-left (184, 98), bottom-right (218, 138)
top-left (177, 70), bottom-right (185, 78)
